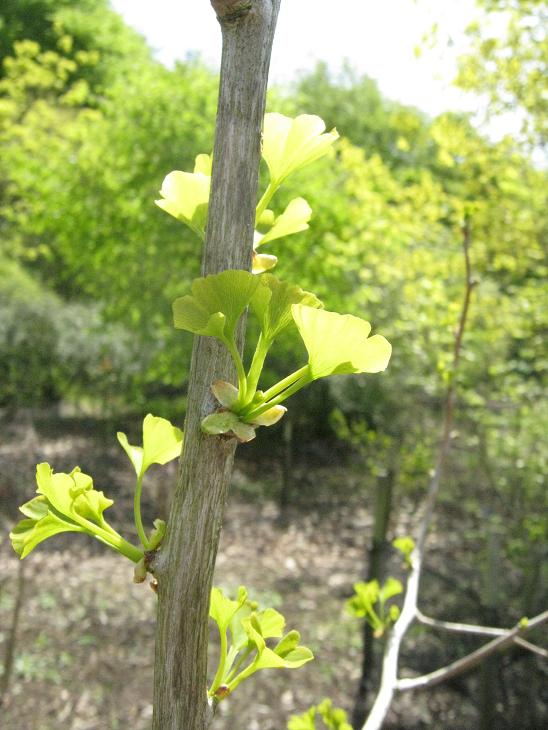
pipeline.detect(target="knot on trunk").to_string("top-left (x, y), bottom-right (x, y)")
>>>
top-left (211, 0), bottom-right (253, 22)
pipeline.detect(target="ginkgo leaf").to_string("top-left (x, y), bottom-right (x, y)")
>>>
top-left (173, 270), bottom-right (260, 341)
top-left (378, 577), bottom-right (403, 604)
top-left (251, 275), bottom-right (322, 343)
top-left (255, 198), bottom-right (312, 247)
top-left (155, 154), bottom-right (211, 237)
top-left (291, 305), bottom-right (392, 379)
top-left (253, 608), bottom-right (286, 639)
top-left (210, 586), bottom-right (248, 633)
top-left (117, 414), bottom-right (183, 477)
top-left (252, 252), bottom-right (278, 274)
top-left (262, 113), bottom-right (338, 184)
top-left (10, 463), bottom-right (143, 563)
top-left (35, 463), bottom-right (78, 517)
top-left (252, 643), bottom-right (314, 671)
top-left (194, 153), bottom-right (212, 175)
top-left (117, 432), bottom-right (144, 476)
top-left (10, 511), bottom-right (84, 559)
top-left (141, 414), bottom-right (183, 471)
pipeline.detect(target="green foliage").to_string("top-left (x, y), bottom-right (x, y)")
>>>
top-left (347, 578), bottom-right (403, 638)
top-left (208, 586), bottom-right (313, 701)
top-left (0, 257), bottom-right (144, 409)
top-left (11, 414), bottom-right (182, 561)
top-left (171, 269), bottom-right (391, 441)
top-left (0, 0), bottom-right (152, 94)
top-left (288, 698), bottom-right (353, 730)
top-left (10, 463), bottom-right (142, 562)
top-left (392, 536), bottom-right (415, 567)
top-left (117, 414), bottom-right (183, 478)
top-left (456, 0), bottom-right (548, 147)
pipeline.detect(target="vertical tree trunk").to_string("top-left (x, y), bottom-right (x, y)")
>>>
top-left (352, 462), bottom-right (397, 728)
top-left (152, 3), bottom-right (280, 729)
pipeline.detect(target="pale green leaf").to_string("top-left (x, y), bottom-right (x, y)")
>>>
top-left (251, 275), bottom-right (322, 343)
top-left (253, 644), bottom-right (313, 671)
top-left (252, 252), bottom-right (278, 274)
top-left (35, 463), bottom-right (76, 516)
top-left (10, 512), bottom-right (84, 559)
top-left (118, 415), bottom-right (183, 477)
top-left (292, 305), bottom-right (392, 379)
top-left (379, 577), bottom-right (403, 604)
top-left (142, 414), bottom-right (183, 472)
top-left (254, 607), bottom-right (285, 639)
top-left (210, 586), bottom-right (248, 633)
top-left (116, 431), bottom-right (144, 476)
top-left (19, 495), bottom-right (49, 521)
top-left (173, 270), bottom-right (260, 340)
top-left (72, 487), bottom-right (113, 524)
top-left (262, 113), bottom-right (338, 184)
top-left (155, 155), bottom-right (211, 237)
top-left (194, 153), bottom-right (212, 176)
top-left (255, 198), bottom-right (312, 247)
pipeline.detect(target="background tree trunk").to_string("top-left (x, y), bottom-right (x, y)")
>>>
top-left (353, 461), bottom-right (397, 728)
top-left (152, 3), bottom-right (281, 729)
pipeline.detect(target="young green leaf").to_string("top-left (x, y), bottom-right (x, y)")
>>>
top-left (252, 252), bottom-right (278, 274)
top-left (292, 305), bottom-right (392, 379)
top-left (262, 113), bottom-right (339, 185)
top-left (255, 197), bottom-right (312, 248)
top-left (10, 510), bottom-right (84, 560)
top-left (117, 414), bottom-right (183, 477)
top-left (210, 586), bottom-right (249, 632)
top-left (10, 464), bottom-right (143, 563)
top-left (172, 270), bottom-right (260, 341)
top-left (155, 154), bottom-right (211, 238)
top-left (251, 275), bottom-right (322, 343)
top-left (378, 577), bottom-right (403, 605)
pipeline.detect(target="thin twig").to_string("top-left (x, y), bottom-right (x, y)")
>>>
top-left (397, 610), bottom-right (548, 692)
top-left (362, 219), bottom-right (475, 730)
top-left (416, 609), bottom-right (507, 637)
top-left (513, 636), bottom-right (548, 659)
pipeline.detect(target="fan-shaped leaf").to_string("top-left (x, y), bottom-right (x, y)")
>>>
top-left (262, 113), bottom-right (338, 184)
top-left (173, 270), bottom-right (260, 341)
top-left (292, 305), bottom-right (392, 379)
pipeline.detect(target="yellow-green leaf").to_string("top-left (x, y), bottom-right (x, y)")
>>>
top-left (292, 305), bottom-right (392, 379)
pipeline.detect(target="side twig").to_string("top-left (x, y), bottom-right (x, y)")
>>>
top-left (397, 610), bottom-right (548, 692)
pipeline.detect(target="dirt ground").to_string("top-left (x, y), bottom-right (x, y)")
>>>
top-left (0, 414), bottom-right (533, 729)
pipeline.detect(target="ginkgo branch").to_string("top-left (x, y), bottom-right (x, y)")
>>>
top-left (397, 610), bottom-right (548, 692)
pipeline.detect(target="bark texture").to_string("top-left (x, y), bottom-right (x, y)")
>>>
top-left (152, 3), bottom-right (280, 729)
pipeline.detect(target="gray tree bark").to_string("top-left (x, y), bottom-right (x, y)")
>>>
top-left (152, 3), bottom-right (281, 729)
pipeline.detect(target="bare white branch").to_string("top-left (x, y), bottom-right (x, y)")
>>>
top-left (396, 610), bottom-right (548, 692)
